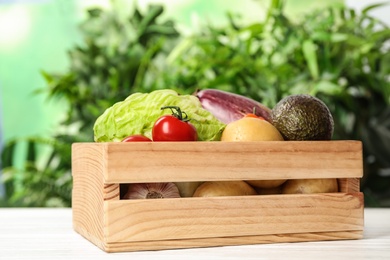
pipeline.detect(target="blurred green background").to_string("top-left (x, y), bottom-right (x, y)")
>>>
top-left (0, 0), bottom-right (389, 207)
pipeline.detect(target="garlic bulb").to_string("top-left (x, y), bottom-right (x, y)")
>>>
top-left (123, 183), bottom-right (181, 199)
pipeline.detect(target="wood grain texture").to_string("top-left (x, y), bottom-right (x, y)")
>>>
top-left (72, 143), bottom-right (106, 247)
top-left (104, 193), bottom-right (363, 243)
top-left (71, 141), bottom-right (364, 253)
top-left (103, 230), bottom-right (364, 253)
top-left (83, 141), bottom-right (363, 183)
top-left (338, 178), bottom-right (360, 193)
top-left (104, 184), bottom-right (120, 201)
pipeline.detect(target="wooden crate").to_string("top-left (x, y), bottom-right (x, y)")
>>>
top-left (71, 141), bottom-right (364, 253)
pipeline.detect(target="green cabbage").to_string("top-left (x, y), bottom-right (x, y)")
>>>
top-left (93, 89), bottom-right (226, 142)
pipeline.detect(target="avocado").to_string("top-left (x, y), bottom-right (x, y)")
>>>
top-left (271, 94), bottom-right (334, 140)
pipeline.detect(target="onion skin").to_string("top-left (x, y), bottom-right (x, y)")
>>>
top-left (195, 89), bottom-right (272, 124)
top-left (123, 183), bottom-right (181, 199)
top-left (193, 181), bottom-right (257, 197)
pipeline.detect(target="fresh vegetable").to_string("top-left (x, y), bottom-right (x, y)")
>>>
top-left (271, 94), bottom-right (334, 141)
top-left (282, 179), bottom-right (338, 194)
top-left (245, 113), bottom-right (265, 120)
top-left (122, 134), bottom-right (152, 142)
top-left (195, 89), bottom-right (272, 124)
top-left (152, 106), bottom-right (198, 141)
top-left (93, 89), bottom-right (225, 142)
top-left (221, 116), bottom-right (284, 141)
top-left (193, 181), bottom-right (257, 197)
top-left (123, 183), bottom-right (181, 199)
top-left (221, 112), bottom-right (285, 189)
top-left (174, 182), bottom-right (204, 197)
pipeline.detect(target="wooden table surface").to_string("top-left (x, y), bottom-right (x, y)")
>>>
top-left (0, 208), bottom-right (389, 260)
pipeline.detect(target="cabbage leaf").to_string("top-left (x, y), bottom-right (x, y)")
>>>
top-left (93, 89), bottom-right (225, 142)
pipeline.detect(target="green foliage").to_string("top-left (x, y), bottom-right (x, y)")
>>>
top-left (1, 137), bottom-right (73, 207)
top-left (40, 4), bottom-right (179, 135)
top-left (1, 1), bottom-right (389, 207)
top-left (162, 0), bottom-right (390, 205)
top-left (1, 4), bottom-right (178, 207)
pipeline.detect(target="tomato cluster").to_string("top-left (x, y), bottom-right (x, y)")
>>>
top-left (122, 106), bottom-right (198, 142)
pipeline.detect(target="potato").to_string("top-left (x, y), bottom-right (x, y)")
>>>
top-left (246, 179), bottom-right (287, 189)
top-left (282, 178), bottom-right (338, 194)
top-left (254, 185), bottom-right (283, 195)
top-left (174, 182), bottom-right (204, 197)
top-left (221, 117), bottom-right (284, 142)
top-left (193, 181), bottom-right (257, 197)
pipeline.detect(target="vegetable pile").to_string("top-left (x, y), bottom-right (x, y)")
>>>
top-left (94, 88), bottom-right (338, 199)
top-left (93, 89), bottom-right (225, 142)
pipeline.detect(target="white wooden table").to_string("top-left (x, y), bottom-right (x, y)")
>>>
top-left (0, 208), bottom-right (389, 259)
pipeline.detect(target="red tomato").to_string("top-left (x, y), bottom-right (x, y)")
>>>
top-left (245, 113), bottom-right (265, 120)
top-left (152, 106), bottom-right (198, 141)
top-left (122, 135), bottom-right (152, 142)
top-left (245, 107), bottom-right (265, 120)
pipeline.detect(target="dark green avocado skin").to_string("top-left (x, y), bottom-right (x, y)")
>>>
top-left (271, 94), bottom-right (334, 141)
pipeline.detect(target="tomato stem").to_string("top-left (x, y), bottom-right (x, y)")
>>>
top-left (161, 106), bottom-right (189, 122)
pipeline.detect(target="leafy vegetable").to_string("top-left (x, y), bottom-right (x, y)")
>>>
top-left (93, 89), bottom-right (225, 142)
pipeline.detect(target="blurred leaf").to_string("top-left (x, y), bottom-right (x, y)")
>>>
top-left (362, 108), bottom-right (390, 167)
top-left (330, 33), bottom-right (348, 43)
top-left (3, 4), bottom-right (179, 207)
top-left (362, 2), bottom-right (389, 14)
top-left (311, 81), bottom-right (343, 96)
top-left (302, 40), bottom-right (319, 79)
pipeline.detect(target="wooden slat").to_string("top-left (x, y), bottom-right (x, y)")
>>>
top-left (72, 143), bottom-right (105, 244)
top-left (103, 230), bottom-right (363, 253)
top-left (104, 193), bottom-right (363, 243)
top-left (338, 178), bottom-right (361, 193)
top-left (96, 141), bottom-right (363, 183)
top-left (103, 184), bottom-right (120, 201)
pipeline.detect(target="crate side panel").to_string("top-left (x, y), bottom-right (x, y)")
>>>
top-left (104, 141), bottom-right (363, 183)
top-left (338, 178), bottom-right (360, 193)
top-left (105, 192), bottom-right (363, 243)
top-left (104, 230), bottom-right (363, 252)
top-left (72, 143), bottom-right (107, 245)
